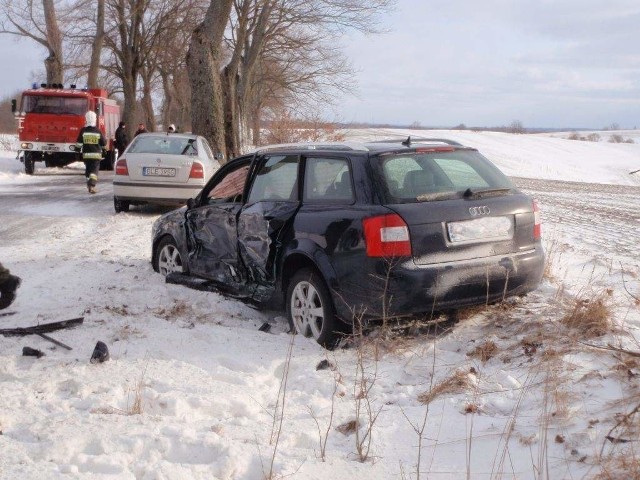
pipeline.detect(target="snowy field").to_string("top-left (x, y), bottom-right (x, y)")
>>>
top-left (0, 129), bottom-right (639, 479)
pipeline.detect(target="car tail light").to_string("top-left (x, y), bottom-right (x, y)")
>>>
top-left (533, 199), bottom-right (542, 240)
top-left (115, 158), bottom-right (128, 176)
top-left (363, 214), bottom-right (411, 257)
top-left (189, 162), bottom-right (204, 179)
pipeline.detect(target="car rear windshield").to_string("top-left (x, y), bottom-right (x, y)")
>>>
top-left (376, 150), bottom-right (514, 203)
top-left (128, 136), bottom-right (198, 156)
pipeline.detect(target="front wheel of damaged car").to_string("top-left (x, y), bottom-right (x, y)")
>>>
top-left (154, 236), bottom-right (186, 276)
top-left (286, 268), bottom-right (342, 349)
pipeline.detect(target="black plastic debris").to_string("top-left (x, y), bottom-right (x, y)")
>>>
top-left (258, 322), bottom-right (271, 333)
top-left (90, 341), bottom-right (110, 364)
top-left (22, 346), bottom-right (45, 358)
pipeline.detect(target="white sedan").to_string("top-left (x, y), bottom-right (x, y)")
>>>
top-left (113, 133), bottom-right (221, 213)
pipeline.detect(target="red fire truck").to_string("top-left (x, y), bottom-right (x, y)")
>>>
top-left (12, 84), bottom-right (120, 175)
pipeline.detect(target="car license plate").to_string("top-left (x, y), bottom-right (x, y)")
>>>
top-left (447, 216), bottom-right (514, 243)
top-left (42, 145), bottom-right (59, 151)
top-left (143, 167), bottom-right (176, 177)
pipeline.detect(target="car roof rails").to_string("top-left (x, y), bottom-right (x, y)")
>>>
top-left (256, 142), bottom-right (369, 153)
top-left (369, 136), bottom-right (464, 147)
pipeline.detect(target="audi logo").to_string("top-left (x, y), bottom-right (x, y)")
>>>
top-left (469, 206), bottom-right (491, 216)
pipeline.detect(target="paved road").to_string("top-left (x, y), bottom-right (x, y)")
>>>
top-left (0, 166), bottom-right (117, 242)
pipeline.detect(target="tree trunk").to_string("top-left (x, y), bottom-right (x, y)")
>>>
top-left (251, 104), bottom-right (261, 146)
top-left (187, 26), bottom-right (226, 160)
top-left (221, 66), bottom-right (239, 157)
top-left (87, 0), bottom-right (105, 88)
top-left (42, 0), bottom-right (63, 84)
top-left (122, 72), bottom-right (137, 140)
top-left (186, 0), bottom-right (233, 162)
top-left (141, 68), bottom-right (156, 131)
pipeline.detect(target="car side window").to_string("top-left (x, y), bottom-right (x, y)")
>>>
top-left (247, 155), bottom-right (299, 203)
top-left (303, 157), bottom-right (353, 203)
top-left (206, 165), bottom-right (250, 203)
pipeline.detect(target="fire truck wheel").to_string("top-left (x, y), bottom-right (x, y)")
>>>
top-left (24, 152), bottom-right (35, 175)
top-left (114, 196), bottom-right (130, 213)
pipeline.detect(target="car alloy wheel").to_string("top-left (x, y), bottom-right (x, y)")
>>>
top-left (156, 237), bottom-right (184, 276)
top-left (287, 268), bottom-right (341, 348)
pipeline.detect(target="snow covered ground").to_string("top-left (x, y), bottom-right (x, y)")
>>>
top-left (0, 130), bottom-right (639, 479)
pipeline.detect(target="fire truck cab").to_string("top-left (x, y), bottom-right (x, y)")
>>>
top-left (13, 84), bottom-right (120, 175)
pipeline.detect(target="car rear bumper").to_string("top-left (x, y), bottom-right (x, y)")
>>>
top-left (332, 246), bottom-right (545, 321)
top-left (114, 181), bottom-right (203, 205)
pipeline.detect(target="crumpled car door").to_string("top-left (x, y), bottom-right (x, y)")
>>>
top-left (186, 202), bottom-right (244, 284)
top-left (237, 154), bottom-right (300, 302)
top-left (185, 160), bottom-right (251, 290)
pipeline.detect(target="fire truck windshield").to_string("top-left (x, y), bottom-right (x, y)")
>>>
top-left (22, 95), bottom-right (88, 116)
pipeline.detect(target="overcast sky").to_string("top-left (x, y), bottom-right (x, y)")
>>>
top-left (1, 0), bottom-right (639, 129)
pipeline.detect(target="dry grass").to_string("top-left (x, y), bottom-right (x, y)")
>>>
top-left (561, 291), bottom-right (613, 338)
top-left (89, 365), bottom-right (147, 416)
top-left (543, 235), bottom-right (563, 281)
top-left (418, 368), bottom-right (476, 405)
top-left (597, 451), bottom-right (640, 479)
top-left (154, 300), bottom-right (192, 319)
top-left (467, 341), bottom-right (498, 363)
top-left (336, 420), bottom-right (357, 435)
top-left (127, 376), bottom-right (145, 415)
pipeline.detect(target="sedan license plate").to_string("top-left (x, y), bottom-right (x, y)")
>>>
top-left (143, 167), bottom-right (176, 177)
top-left (447, 216), bottom-right (514, 243)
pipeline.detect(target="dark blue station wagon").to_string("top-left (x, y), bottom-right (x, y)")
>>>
top-left (151, 139), bottom-right (545, 347)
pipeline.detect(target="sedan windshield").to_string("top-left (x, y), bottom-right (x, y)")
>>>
top-left (22, 95), bottom-right (88, 115)
top-left (378, 150), bottom-right (513, 203)
top-left (128, 136), bottom-right (198, 156)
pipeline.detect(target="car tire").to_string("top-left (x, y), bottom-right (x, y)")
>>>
top-left (24, 152), bottom-right (35, 175)
top-left (113, 196), bottom-right (130, 213)
top-left (286, 268), bottom-right (342, 349)
top-left (154, 236), bottom-right (187, 276)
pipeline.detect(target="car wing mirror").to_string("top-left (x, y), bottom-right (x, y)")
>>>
top-left (187, 197), bottom-right (196, 210)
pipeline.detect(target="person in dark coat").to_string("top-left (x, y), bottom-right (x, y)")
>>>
top-left (134, 123), bottom-right (148, 137)
top-left (0, 262), bottom-right (21, 310)
top-left (115, 121), bottom-right (129, 154)
top-left (75, 111), bottom-right (107, 194)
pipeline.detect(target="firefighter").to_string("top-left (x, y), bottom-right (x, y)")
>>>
top-left (75, 111), bottom-right (107, 194)
top-left (114, 121), bottom-right (128, 155)
top-left (0, 262), bottom-right (21, 310)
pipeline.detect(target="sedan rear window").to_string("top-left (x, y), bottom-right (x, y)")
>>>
top-left (128, 136), bottom-right (198, 156)
top-left (378, 150), bottom-right (513, 202)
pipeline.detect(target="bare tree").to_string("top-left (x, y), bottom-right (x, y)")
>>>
top-left (0, 0), bottom-right (67, 84)
top-left (222, 0), bottom-right (394, 156)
